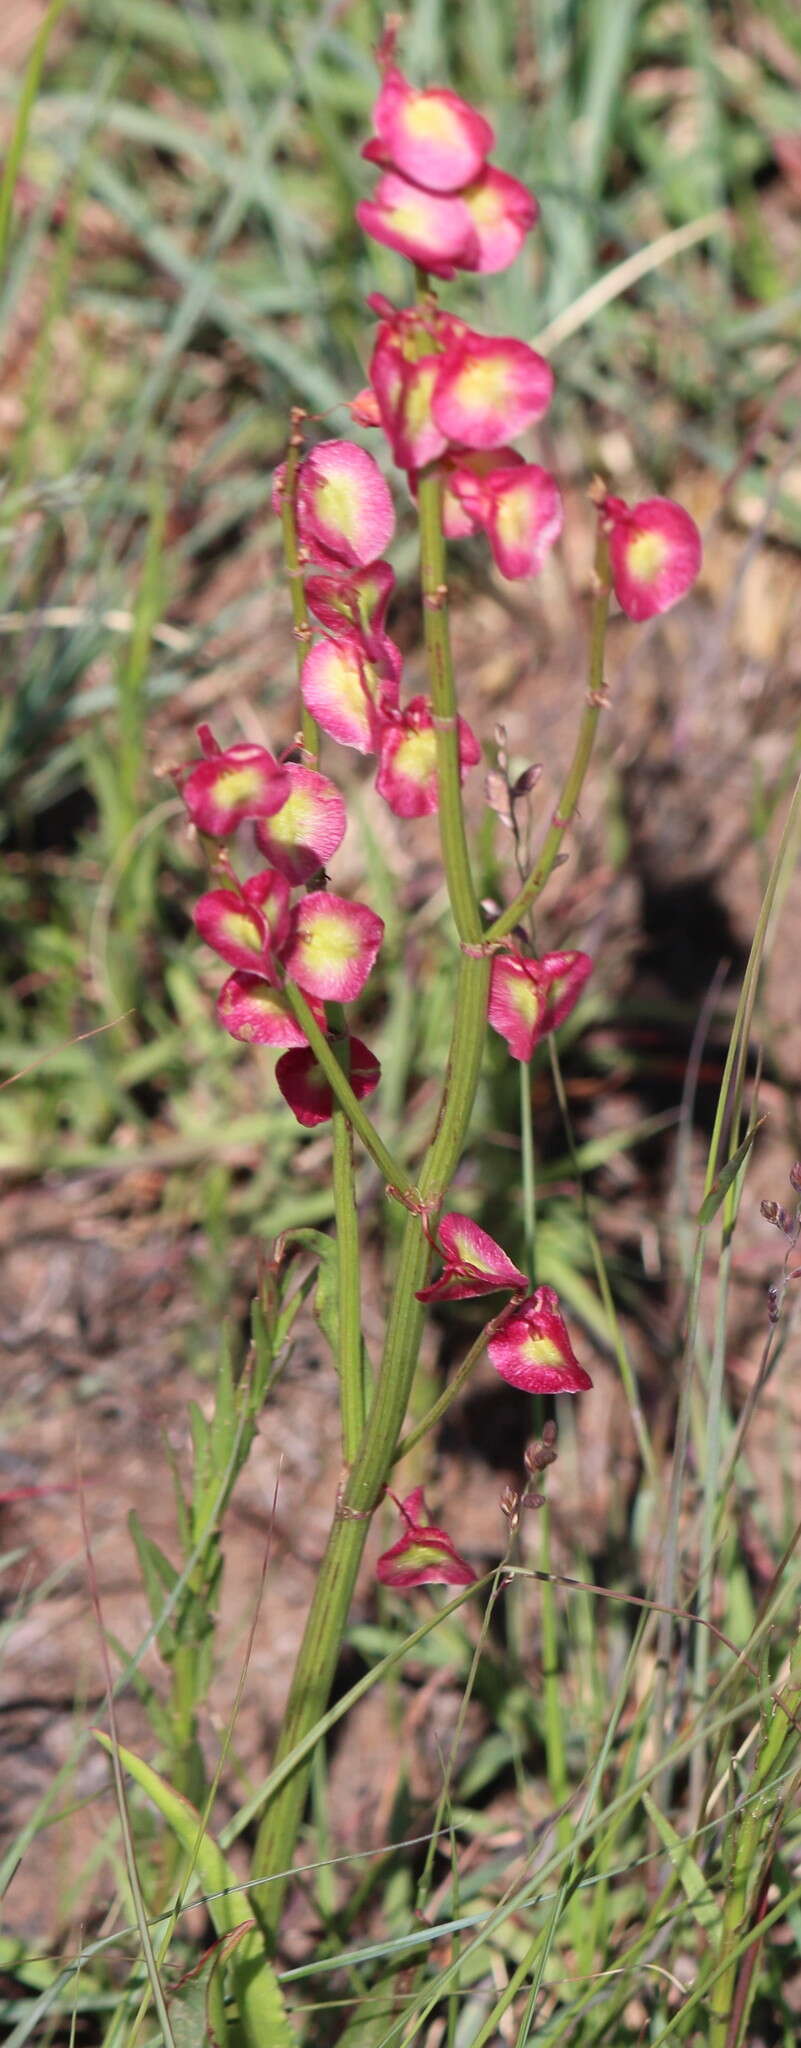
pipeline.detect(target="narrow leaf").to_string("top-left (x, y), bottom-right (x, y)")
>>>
top-left (642, 1793), bottom-right (721, 1931)
top-left (698, 1118), bottom-right (765, 1225)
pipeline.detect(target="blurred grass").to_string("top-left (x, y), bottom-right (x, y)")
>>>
top-left (2, 11), bottom-right (801, 2032)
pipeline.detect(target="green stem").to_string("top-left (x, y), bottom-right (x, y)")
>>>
top-left (249, 455), bottom-right (492, 1950)
top-left (280, 410), bottom-right (318, 756)
top-left (416, 461), bottom-right (483, 945)
top-left (331, 1068), bottom-right (364, 1462)
top-left (249, 953), bottom-right (489, 1943)
top-left (283, 982), bottom-right (412, 1194)
top-left (394, 1307), bottom-right (508, 1467)
top-left (486, 543), bottom-right (610, 944)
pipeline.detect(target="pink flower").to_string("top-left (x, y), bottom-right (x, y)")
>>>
top-left (356, 172), bottom-right (478, 277)
top-left (484, 465), bottom-right (563, 580)
top-left (600, 493), bottom-right (701, 621)
top-left (363, 67), bottom-right (494, 193)
top-left (376, 1488), bottom-right (476, 1589)
top-left (305, 562), bottom-right (395, 644)
top-left (433, 453), bottom-right (562, 578)
top-left (459, 166), bottom-right (538, 274)
top-left (489, 951), bottom-right (593, 1062)
top-left (253, 764), bottom-right (346, 884)
top-left (283, 892), bottom-right (384, 1003)
top-left (193, 885), bottom-right (275, 977)
top-left (375, 696), bottom-right (481, 817)
top-left (300, 633), bottom-right (400, 755)
top-left (432, 331), bottom-right (553, 450)
top-left (182, 741), bottom-right (289, 838)
top-left (488, 1286), bottom-right (592, 1394)
top-left (275, 1035), bottom-right (380, 1127)
top-left (432, 446), bottom-right (525, 539)
top-left (370, 323), bottom-right (450, 472)
top-left (416, 1212), bottom-right (527, 1303)
top-left (347, 386), bottom-right (382, 427)
top-left (294, 441), bottom-right (395, 569)
top-left (217, 972), bottom-right (323, 1049)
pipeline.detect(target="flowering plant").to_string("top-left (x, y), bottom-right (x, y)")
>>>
top-left (147, 32), bottom-right (701, 2028)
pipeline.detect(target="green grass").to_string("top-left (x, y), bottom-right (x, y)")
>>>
top-left (3, 0), bottom-right (801, 2042)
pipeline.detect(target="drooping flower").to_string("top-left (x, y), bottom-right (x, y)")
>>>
top-left (489, 951), bottom-right (593, 1062)
top-left (488, 1286), bottom-right (592, 1394)
top-left (356, 172), bottom-right (478, 278)
top-left (283, 892), bottom-right (384, 1003)
top-left (217, 972), bottom-right (323, 1048)
top-left (294, 441), bottom-right (396, 569)
top-left (375, 696), bottom-right (481, 818)
top-left (484, 465), bottom-right (563, 580)
top-left (275, 1035), bottom-right (380, 1127)
top-left (459, 166), bottom-right (539, 274)
top-left (434, 454), bottom-right (562, 578)
top-left (182, 742), bottom-right (289, 839)
top-left (193, 886), bottom-right (275, 977)
top-left (240, 868), bottom-right (292, 949)
top-left (305, 562), bottom-right (395, 644)
top-left (600, 493), bottom-right (702, 621)
top-left (432, 331), bottom-right (553, 450)
top-left (433, 446), bottom-right (525, 539)
top-left (370, 323), bottom-right (450, 472)
top-left (253, 764), bottom-right (346, 884)
top-left (363, 67), bottom-right (494, 193)
top-left (347, 386), bottom-right (383, 428)
top-left (300, 633), bottom-right (400, 755)
top-left (376, 1488), bottom-right (476, 1589)
top-left (416, 1213), bottom-right (527, 1303)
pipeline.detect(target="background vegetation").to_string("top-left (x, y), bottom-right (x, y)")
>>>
top-left (2, 1), bottom-right (801, 2042)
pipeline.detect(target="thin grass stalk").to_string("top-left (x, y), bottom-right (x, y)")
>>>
top-left (709, 1636), bottom-right (801, 2046)
top-left (654, 766), bottom-right (801, 1811)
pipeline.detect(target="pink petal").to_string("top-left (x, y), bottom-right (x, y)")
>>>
top-left (300, 636), bottom-right (381, 755)
top-left (275, 1035), bottom-right (380, 1127)
top-left (433, 332), bottom-right (554, 450)
top-left (254, 764), bottom-right (346, 883)
top-left (488, 1287), bottom-right (592, 1394)
top-left (488, 955), bottom-right (549, 1062)
top-left (356, 173), bottom-right (478, 278)
top-left (297, 441), bottom-right (395, 570)
top-left (348, 386), bottom-right (383, 427)
top-left (485, 465), bottom-right (563, 579)
top-left (182, 744), bottom-right (289, 837)
top-left (460, 166), bottom-right (539, 274)
top-left (601, 494), bottom-right (702, 621)
top-left (417, 1211), bottom-right (528, 1302)
top-left (193, 887), bottom-right (273, 975)
top-left (488, 951), bottom-right (591, 1061)
top-left (370, 327), bottom-right (449, 472)
top-left (536, 950), bottom-right (593, 1033)
top-left (376, 1486), bottom-right (476, 1587)
top-left (241, 868), bottom-right (292, 948)
top-left (217, 971), bottom-right (317, 1048)
top-left (375, 696), bottom-right (480, 818)
top-left (283, 892), bottom-right (384, 1002)
top-left (366, 67), bottom-right (493, 193)
top-left (305, 562), bottom-right (395, 642)
top-left (440, 1213), bottom-right (528, 1290)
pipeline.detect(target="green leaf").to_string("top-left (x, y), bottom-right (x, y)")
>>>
top-left (641, 1793), bottom-right (721, 1932)
top-left (287, 1227), bottom-right (339, 1353)
top-left (128, 1511), bottom-right (178, 1655)
top-left (92, 1733), bottom-right (295, 2043)
top-left (698, 1117), bottom-right (766, 1224)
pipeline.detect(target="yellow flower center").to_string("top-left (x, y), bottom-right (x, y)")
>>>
top-left (626, 529), bottom-right (667, 582)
